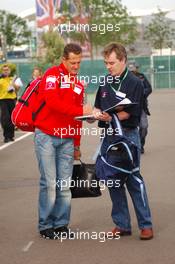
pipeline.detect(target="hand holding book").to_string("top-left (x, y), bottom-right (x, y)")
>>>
top-left (75, 98), bottom-right (137, 121)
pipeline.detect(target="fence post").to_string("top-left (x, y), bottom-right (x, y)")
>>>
top-left (168, 55), bottom-right (171, 89)
top-left (150, 55), bottom-right (154, 89)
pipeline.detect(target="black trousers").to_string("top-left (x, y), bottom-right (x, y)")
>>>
top-left (0, 99), bottom-right (16, 140)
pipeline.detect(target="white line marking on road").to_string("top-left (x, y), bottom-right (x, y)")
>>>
top-left (0, 132), bottom-right (33, 151)
top-left (22, 241), bottom-right (34, 252)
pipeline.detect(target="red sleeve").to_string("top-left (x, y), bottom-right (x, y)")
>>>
top-left (73, 84), bottom-right (84, 147)
top-left (74, 137), bottom-right (81, 147)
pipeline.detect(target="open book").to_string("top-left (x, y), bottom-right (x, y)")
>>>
top-left (75, 98), bottom-right (137, 121)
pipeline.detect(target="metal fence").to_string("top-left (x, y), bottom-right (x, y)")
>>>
top-left (129, 55), bottom-right (175, 89)
top-left (14, 55), bottom-right (175, 95)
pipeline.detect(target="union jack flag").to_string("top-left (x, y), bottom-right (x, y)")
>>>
top-left (36, 0), bottom-right (77, 27)
top-left (36, 0), bottom-right (62, 27)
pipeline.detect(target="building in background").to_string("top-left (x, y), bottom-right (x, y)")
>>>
top-left (128, 9), bottom-right (175, 56)
top-left (18, 4), bottom-right (175, 58)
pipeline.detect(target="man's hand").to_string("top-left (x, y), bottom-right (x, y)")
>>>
top-left (93, 108), bottom-right (112, 122)
top-left (83, 104), bottom-right (93, 115)
top-left (74, 147), bottom-right (81, 160)
top-left (92, 108), bottom-right (102, 118)
top-left (116, 111), bottom-right (130, 121)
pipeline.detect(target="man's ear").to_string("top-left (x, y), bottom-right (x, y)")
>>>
top-left (121, 58), bottom-right (126, 66)
top-left (62, 57), bottom-right (66, 63)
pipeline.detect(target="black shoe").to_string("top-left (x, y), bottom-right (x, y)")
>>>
top-left (54, 226), bottom-right (74, 239)
top-left (40, 228), bottom-right (55, 239)
top-left (141, 147), bottom-right (145, 154)
top-left (4, 138), bottom-right (10, 143)
top-left (4, 138), bottom-right (14, 143)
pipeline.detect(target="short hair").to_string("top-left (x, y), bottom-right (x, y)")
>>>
top-left (2, 64), bottom-right (10, 69)
top-left (32, 67), bottom-right (42, 75)
top-left (63, 43), bottom-right (82, 59)
top-left (102, 42), bottom-right (127, 61)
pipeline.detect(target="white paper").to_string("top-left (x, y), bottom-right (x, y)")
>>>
top-left (115, 91), bottom-right (126, 98)
top-left (117, 98), bottom-right (131, 105)
top-left (14, 77), bottom-right (23, 87)
top-left (74, 86), bottom-right (82, 94)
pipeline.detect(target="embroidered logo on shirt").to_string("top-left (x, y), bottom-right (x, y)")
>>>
top-left (60, 75), bottom-right (71, 89)
top-left (46, 76), bottom-right (57, 90)
top-left (60, 83), bottom-right (71, 89)
top-left (101, 91), bottom-right (108, 98)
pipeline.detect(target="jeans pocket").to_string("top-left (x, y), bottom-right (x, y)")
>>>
top-left (34, 129), bottom-right (52, 148)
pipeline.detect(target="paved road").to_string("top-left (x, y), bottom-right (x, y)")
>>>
top-left (0, 89), bottom-right (175, 264)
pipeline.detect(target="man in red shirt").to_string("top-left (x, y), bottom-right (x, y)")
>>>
top-left (34, 43), bottom-right (92, 239)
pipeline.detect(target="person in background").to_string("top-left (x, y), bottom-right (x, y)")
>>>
top-left (129, 63), bottom-right (152, 154)
top-left (0, 64), bottom-right (23, 143)
top-left (32, 67), bottom-right (43, 80)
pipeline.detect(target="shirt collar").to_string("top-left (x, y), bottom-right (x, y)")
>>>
top-left (58, 63), bottom-right (77, 77)
top-left (119, 67), bottom-right (128, 81)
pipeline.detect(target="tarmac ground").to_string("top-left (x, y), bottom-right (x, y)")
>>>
top-left (0, 89), bottom-right (175, 264)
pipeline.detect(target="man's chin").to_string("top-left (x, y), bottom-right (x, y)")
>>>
top-left (71, 71), bottom-right (78, 75)
top-left (109, 72), bottom-right (115, 76)
top-left (109, 72), bottom-right (120, 77)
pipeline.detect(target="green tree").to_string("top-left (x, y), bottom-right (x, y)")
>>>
top-left (60, 0), bottom-right (138, 59)
top-left (0, 10), bottom-right (31, 50)
top-left (41, 30), bottom-right (65, 65)
top-left (144, 8), bottom-right (175, 55)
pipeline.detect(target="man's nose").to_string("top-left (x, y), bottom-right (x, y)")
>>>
top-left (73, 64), bottom-right (79, 70)
top-left (106, 64), bottom-right (111, 70)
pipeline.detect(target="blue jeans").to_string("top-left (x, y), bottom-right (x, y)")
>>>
top-left (139, 110), bottom-right (148, 148)
top-left (108, 128), bottom-right (152, 230)
top-left (34, 129), bottom-right (74, 231)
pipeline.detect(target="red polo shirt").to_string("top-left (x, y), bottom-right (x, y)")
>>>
top-left (34, 63), bottom-right (84, 146)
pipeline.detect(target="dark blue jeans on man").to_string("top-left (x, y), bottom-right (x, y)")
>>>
top-left (108, 127), bottom-right (152, 231)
